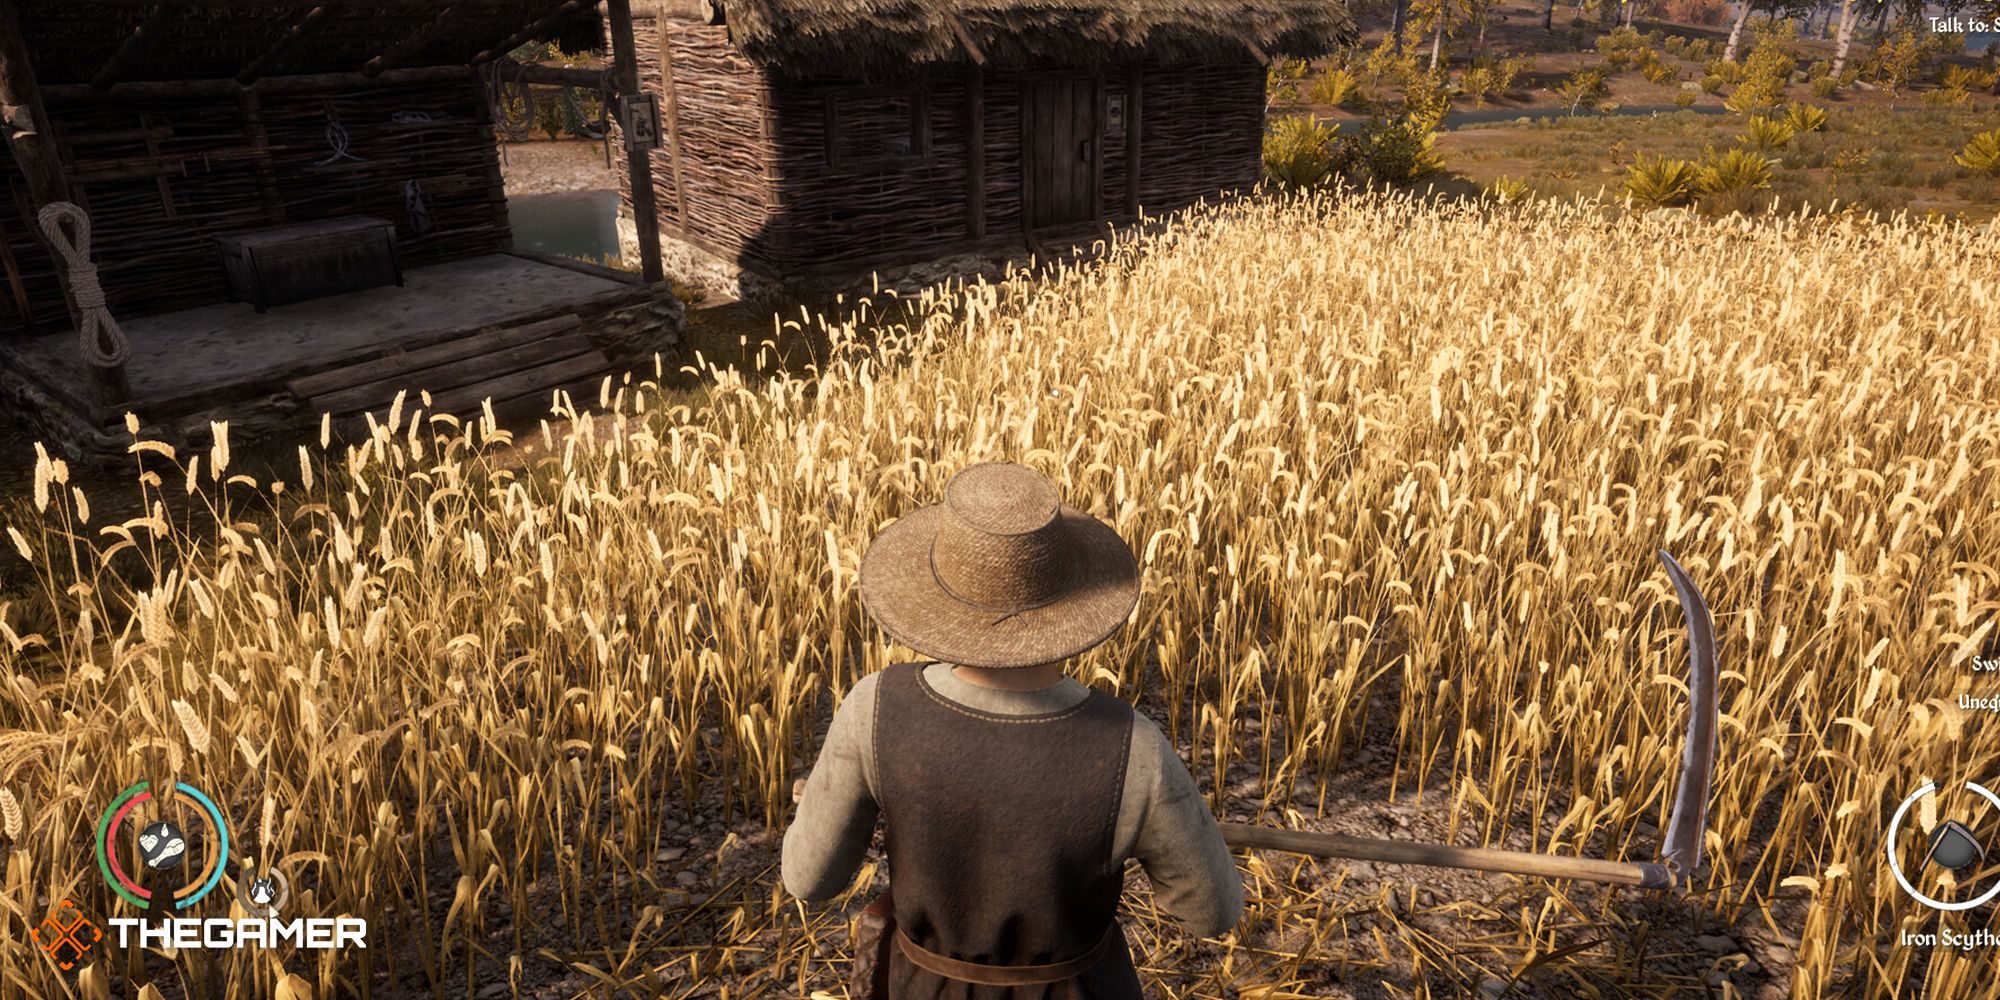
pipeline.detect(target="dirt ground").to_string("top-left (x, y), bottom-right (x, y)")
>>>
top-left (498, 139), bottom-right (620, 196)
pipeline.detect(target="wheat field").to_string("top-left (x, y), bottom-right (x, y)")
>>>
top-left (2, 189), bottom-right (1997, 998)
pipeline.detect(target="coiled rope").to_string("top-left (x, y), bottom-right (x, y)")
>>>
top-left (35, 201), bottom-right (129, 370)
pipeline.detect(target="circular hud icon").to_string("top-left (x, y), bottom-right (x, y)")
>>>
top-left (235, 864), bottom-right (292, 918)
top-left (95, 781), bottom-right (230, 911)
top-left (137, 820), bottom-right (188, 870)
top-left (1886, 780), bottom-right (2000, 912)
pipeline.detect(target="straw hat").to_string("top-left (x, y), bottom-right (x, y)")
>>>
top-left (857, 462), bottom-right (1140, 668)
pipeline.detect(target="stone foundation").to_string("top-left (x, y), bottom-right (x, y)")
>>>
top-left (617, 212), bottom-right (1047, 305)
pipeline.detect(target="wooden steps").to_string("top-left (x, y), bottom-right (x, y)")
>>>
top-left (286, 314), bottom-right (622, 422)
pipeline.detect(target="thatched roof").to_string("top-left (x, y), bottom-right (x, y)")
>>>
top-left (16, 2), bottom-right (604, 86)
top-left (646, 0), bottom-right (1356, 77)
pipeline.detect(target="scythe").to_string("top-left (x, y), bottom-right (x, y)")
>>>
top-left (1221, 550), bottom-right (1721, 891)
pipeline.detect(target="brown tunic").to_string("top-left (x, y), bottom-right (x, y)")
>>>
top-left (874, 662), bottom-right (1145, 1000)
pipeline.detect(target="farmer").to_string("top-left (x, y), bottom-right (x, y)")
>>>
top-left (783, 461), bottom-right (1242, 998)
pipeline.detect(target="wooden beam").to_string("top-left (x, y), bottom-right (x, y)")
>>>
top-left (656, 21), bottom-right (688, 224)
top-left (966, 63), bottom-right (984, 240)
top-left (50, 64), bottom-right (475, 100)
top-left (489, 57), bottom-right (612, 91)
top-left (606, 0), bottom-right (662, 284)
top-left (0, 0), bottom-right (129, 402)
top-left (946, 14), bottom-right (986, 65)
top-left (472, 0), bottom-right (602, 65)
top-left (237, 5), bottom-right (331, 86)
top-left (91, 4), bottom-right (177, 90)
top-left (0, 4), bottom-right (68, 213)
top-left (1124, 64), bottom-right (1140, 218)
top-left (362, 4), bottom-right (457, 77)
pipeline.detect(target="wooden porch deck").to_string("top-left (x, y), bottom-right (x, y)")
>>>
top-left (2, 253), bottom-right (652, 426)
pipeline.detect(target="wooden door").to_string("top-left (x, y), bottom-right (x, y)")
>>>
top-left (1023, 77), bottom-right (1101, 229)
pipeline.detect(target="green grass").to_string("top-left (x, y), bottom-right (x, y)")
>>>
top-left (1442, 107), bottom-right (2000, 220)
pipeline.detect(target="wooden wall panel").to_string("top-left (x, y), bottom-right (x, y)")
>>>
top-left (1135, 60), bottom-right (1263, 213)
top-left (621, 21), bottom-right (779, 269)
top-left (765, 70), bottom-right (976, 270)
top-left (2, 73), bottom-right (506, 335)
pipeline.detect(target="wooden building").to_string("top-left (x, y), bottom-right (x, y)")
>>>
top-left (0, 1), bottom-right (685, 456)
top-left (614, 0), bottom-right (1355, 293)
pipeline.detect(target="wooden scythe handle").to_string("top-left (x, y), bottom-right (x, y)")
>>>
top-left (1220, 822), bottom-right (1678, 890)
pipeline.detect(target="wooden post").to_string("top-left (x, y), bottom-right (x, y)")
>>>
top-left (966, 63), bottom-right (984, 240)
top-left (607, 0), bottom-right (664, 284)
top-left (1124, 64), bottom-right (1141, 219)
top-left (1091, 75), bottom-right (1104, 221)
top-left (0, 0), bottom-right (131, 403)
top-left (238, 88), bottom-right (288, 223)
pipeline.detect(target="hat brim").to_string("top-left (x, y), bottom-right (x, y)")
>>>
top-left (857, 504), bottom-right (1140, 669)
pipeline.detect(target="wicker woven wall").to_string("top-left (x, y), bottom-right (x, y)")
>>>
top-left (1, 74), bottom-right (509, 336)
top-left (618, 21), bottom-right (1265, 281)
top-left (618, 18), bottom-right (782, 270)
top-left (1135, 62), bottom-right (1263, 211)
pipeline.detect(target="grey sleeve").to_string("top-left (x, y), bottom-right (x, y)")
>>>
top-left (781, 672), bottom-right (882, 901)
top-left (1128, 715), bottom-right (1244, 937)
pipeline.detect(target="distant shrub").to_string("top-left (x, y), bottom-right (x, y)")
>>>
top-left (1697, 147), bottom-right (1776, 193)
top-left (1308, 66), bottom-right (1367, 109)
top-left (1706, 58), bottom-right (1743, 84)
top-left (1642, 58), bottom-right (1682, 85)
top-left (1263, 114), bottom-right (1346, 188)
top-left (1558, 68), bottom-right (1610, 111)
top-left (1356, 113), bottom-right (1445, 185)
top-left (1942, 65), bottom-right (1998, 91)
top-left (1484, 175), bottom-right (1534, 203)
top-left (1742, 115), bottom-right (1795, 149)
top-left (1674, 90), bottom-right (1698, 107)
top-left (1782, 103), bottom-right (1829, 133)
top-left (1923, 86), bottom-right (1971, 107)
top-left (1701, 73), bottom-right (1727, 93)
top-left (1725, 28), bottom-right (1798, 113)
top-left (1403, 71), bottom-right (1454, 127)
top-left (1268, 58), bottom-right (1310, 106)
top-left (1361, 37), bottom-right (1423, 89)
top-left (1868, 28), bottom-right (1923, 95)
top-left (1810, 74), bottom-right (1842, 99)
top-left (1596, 28), bottom-right (1651, 70)
top-left (1659, 0), bottom-right (1729, 25)
top-left (1460, 57), bottom-right (1522, 106)
top-left (1955, 129), bottom-right (2000, 175)
top-left (1625, 153), bottom-right (1700, 206)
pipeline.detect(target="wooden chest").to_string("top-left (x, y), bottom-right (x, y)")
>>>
top-left (214, 217), bottom-right (403, 313)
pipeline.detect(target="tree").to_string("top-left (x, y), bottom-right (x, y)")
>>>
top-left (1723, 0), bottom-right (1813, 60)
top-left (1829, 0), bottom-right (1859, 77)
top-left (1723, 0), bottom-right (1755, 60)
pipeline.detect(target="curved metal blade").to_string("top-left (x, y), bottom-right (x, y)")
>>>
top-left (1658, 549), bottom-right (1720, 886)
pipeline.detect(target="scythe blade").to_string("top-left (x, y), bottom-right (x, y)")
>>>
top-left (1656, 549), bottom-right (1720, 887)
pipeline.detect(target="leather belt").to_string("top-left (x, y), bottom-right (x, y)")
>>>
top-left (894, 923), bottom-right (1116, 986)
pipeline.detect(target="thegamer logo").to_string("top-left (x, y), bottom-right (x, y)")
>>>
top-left (31, 900), bottom-right (101, 971)
top-left (81, 780), bottom-right (366, 954)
